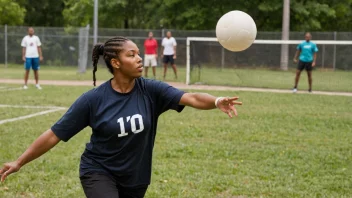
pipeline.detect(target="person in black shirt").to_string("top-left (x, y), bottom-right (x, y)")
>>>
top-left (0, 36), bottom-right (242, 198)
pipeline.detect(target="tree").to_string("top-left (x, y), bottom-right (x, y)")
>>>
top-left (290, 1), bottom-right (335, 31)
top-left (320, 0), bottom-right (352, 31)
top-left (61, 0), bottom-right (349, 32)
top-left (139, 0), bottom-right (338, 31)
top-left (63, 0), bottom-right (93, 27)
top-left (98, 0), bottom-right (146, 28)
top-left (63, 0), bottom-right (146, 28)
top-left (142, 0), bottom-right (261, 30)
top-left (0, 0), bottom-right (26, 25)
top-left (23, 0), bottom-right (65, 26)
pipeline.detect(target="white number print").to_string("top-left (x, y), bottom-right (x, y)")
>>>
top-left (117, 114), bottom-right (144, 137)
top-left (130, 114), bottom-right (144, 134)
top-left (117, 117), bottom-right (128, 137)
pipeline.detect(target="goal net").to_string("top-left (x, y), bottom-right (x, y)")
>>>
top-left (186, 37), bottom-right (352, 91)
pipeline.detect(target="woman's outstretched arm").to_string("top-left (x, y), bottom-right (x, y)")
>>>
top-left (0, 129), bottom-right (60, 182)
top-left (179, 93), bottom-right (242, 118)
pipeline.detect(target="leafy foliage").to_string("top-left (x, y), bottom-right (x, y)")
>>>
top-left (5, 0), bottom-right (352, 31)
top-left (62, 0), bottom-right (93, 27)
top-left (23, 0), bottom-right (65, 26)
top-left (0, 0), bottom-right (26, 25)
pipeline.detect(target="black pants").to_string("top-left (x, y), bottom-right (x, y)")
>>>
top-left (80, 172), bottom-right (148, 198)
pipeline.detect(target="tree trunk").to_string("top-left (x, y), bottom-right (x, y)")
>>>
top-left (124, 19), bottom-right (129, 29)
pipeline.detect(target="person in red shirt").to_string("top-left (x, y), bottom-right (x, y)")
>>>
top-left (144, 32), bottom-right (158, 78)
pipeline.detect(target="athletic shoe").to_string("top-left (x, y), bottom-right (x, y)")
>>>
top-left (23, 85), bottom-right (28, 90)
top-left (308, 89), bottom-right (312, 93)
top-left (292, 88), bottom-right (297, 93)
top-left (36, 84), bottom-right (42, 90)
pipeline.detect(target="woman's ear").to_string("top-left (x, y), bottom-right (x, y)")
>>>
top-left (110, 58), bottom-right (120, 69)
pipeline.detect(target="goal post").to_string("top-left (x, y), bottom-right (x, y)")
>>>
top-left (186, 37), bottom-right (352, 85)
top-left (78, 24), bottom-right (90, 73)
top-left (186, 37), bottom-right (218, 85)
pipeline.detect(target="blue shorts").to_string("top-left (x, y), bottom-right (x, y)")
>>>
top-left (24, 57), bottom-right (40, 70)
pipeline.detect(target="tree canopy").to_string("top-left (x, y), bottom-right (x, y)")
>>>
top-left (0, 0), bottom-right (26, 25)
top-left (1, 0), bottom-right (351, 31)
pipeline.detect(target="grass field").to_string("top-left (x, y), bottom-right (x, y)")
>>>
top-left (1, 64), bottom-right (352, 92)
top-left (191, 67), bottom-right (352, 92)
top-left (0, 84), bottom-right (351, 197)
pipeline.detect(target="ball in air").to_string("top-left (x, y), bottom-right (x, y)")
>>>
top-left (216, 10), bottom-right (257, 52)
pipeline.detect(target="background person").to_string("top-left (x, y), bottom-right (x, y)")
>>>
top-left (161, 31), bottom-right (177, 80)
top-left (293, 32), bottom-right (318, 93)
top-left (21, 27), bottom-right (43, 90)
top-left (144, 31), bottom-right (158, 79)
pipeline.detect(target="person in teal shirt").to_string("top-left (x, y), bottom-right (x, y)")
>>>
top-left (293, 32), bottom-right (318, 93)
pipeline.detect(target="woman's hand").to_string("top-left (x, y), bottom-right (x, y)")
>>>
top-left (216, 97), bottom-right (242, 118)
top-left (0, 129), bottom-right (61, 182)
top-left (0, 161), bottom-right (22, 182)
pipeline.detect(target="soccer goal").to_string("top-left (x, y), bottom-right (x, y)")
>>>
top-left (186, 37), bottom-right (352, 87)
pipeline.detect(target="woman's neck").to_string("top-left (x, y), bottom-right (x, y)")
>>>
top-left (111, 76), bottom-right (135, 93)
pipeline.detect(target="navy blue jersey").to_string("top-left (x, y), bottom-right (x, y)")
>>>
top-left (51, 78), bottom-right (185, 187)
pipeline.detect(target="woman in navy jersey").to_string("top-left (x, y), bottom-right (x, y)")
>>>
top-left (0, 37), bottom-right (242, 198)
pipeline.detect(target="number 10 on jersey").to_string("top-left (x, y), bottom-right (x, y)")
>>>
top-left (117, 114), bottom-right (144, 137)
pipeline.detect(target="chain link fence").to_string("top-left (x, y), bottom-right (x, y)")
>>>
top-left (0, 25), bottom-right (351, 71)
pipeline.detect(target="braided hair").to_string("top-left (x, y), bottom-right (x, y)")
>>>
top-left (92, 36), bottom-right (130, 86)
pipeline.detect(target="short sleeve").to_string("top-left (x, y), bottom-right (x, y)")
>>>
top-left (173, 38), bottom-right (177, 46)
top-left (161, 38), bottom-right (165, 46)
top-left (21, 37), bottom-right (26, 47)
top-left (36, 37), bottom-right (42, 46)
top-left (314, 44), bottom-right (318, 52)
top-left (51, 94), bottom-right (90, 142)
top-left (148, 80), bottom-right (185, 115)
top-left (296, 43), bottom-right (301, 50)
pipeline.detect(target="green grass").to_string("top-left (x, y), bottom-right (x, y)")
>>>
top-left (0, 64), bottom-right (114, 81)
top-left (1, 64), bottom-right (351, 92)
top-left (0, 64), bottom-right (186, 83)
top-left (0, 108), bottom-right (46, 121)
top-left (192, 67), bottom-right (352, 92)
top-left (0, 85), bottom-right (351, 197)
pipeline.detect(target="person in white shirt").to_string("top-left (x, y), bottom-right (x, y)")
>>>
top-left (161, 31), bottom-right (177, 80)
top-left (21, 27), bottom-right (43, 90)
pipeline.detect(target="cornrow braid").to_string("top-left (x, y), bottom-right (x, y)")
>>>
top-left (92, 43), bottom-right (103, 86)
top-left (91, 36), bottom-right (130, 86)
